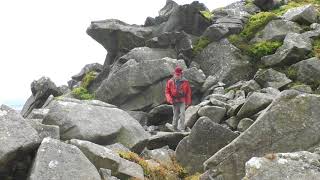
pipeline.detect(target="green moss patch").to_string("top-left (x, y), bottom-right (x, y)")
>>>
top-left (192, 37), bottom-right (211, 56)
top-left (200, 10), bottom-right (214, 21)
top-left (247, 40), bottom-right (283, 60)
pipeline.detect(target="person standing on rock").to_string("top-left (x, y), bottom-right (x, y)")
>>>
top-left (165, 66), bottom-right (192, 132)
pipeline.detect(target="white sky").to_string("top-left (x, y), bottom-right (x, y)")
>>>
top-left (0, 0), bottom-right (238, 108)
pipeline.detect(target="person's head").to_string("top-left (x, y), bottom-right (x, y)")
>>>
top-left (174, 67), bottom-right (183, 79)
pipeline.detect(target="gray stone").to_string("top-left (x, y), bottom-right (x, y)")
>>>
top-left (185, 105), bottom-right (201, 128)
top-left (291, 57), bottom-right (320, 86)
top-left (254, 68), bottom-right (292, 89)
top-left (71, 63), bottom-right (103, 81)
top-left (126, 111), bottom-right (150, 126)
top-left (203, 24), bottom-right (229, 42)
top-left (194, 39), bottom-right (254, 86)
top-left (147, 131), bottom-right (189, 150)
top-left (26, 108), bottom-right (50, 119)
top-left (183, 67), bottom-right (206, 90)
top-left (143, 148), bottom-right (173, 167)
top-left (237, 118), bottom-right (255, 132)
top-left (225, 116), bottom-right (240, 130)
top-left (204, 90), bottom-right (320, 180)
top-left (283, 4), bottom-right (318, 25)
top-left (95, 58), bottom-right (185, 109)
top-left (148, 104), bottom-right (173, 125)
top-left (258, 87), bottom-right (281, 97)
top-left (21, 77), bottom-right (62, 118)
top-left (243, 151), bottom-right (320, 180)
top-left (119, 47), bottom-right (177, 64)
top-left (198, 106), bottom-right (226, 123)
top-left (105, 143), bottom-right (131, 153)
top-left (99, 168), bottom-right (120, 180)
top-left (261, 33), bottom-right (312, 67)
top-left (28, 138), bottom-right (101, 180)
top-left (237, 92), bottom-right (274, 118)
top-left (43, 98), bottom-right (150, 153)
top-left (156, 1), bottom-right (210, 36)
top-left (240, 80), bottom-right (261, 95)
top-left (68, 139), bottom-right (121, 172)
top-left (253, 0), bottom-right (283, 11)
top-left (176, 118), bottom-right (238, 174)
top-left (0, 105), bottom-right (40, 170)
top-left (251, 19), bottom-right (302, 43)
top-left (87, 19), bottom-right (153, 55)
top-left (145, 0), bottom-right (179, 26)
top-left (26, 119), bottom-right (60, 140)
top-left (290, 84), bottom-right (313, 93)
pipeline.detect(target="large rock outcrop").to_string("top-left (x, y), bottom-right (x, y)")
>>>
top-left (28, 138), bottom-right (101, 180)
top-left (283, 4), bottom-right (318, 25)
top-left (175, 117), bottom-right (237, 174)
top-left (43, 98), bottom-right (150, 153)
top-left (203, 90), bottom-right (320, 180)
top-left (194, 39), bottom-right (254, 86)
top-left (243, 151), bottom-right (320, 180)
top-left (291, 57), bottom-right (320, 86)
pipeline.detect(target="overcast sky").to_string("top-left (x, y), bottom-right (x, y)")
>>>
top-left (0, 0), bottom-right (238, 109)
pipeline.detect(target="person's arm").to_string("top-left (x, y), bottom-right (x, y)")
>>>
top-left (186, 81), bottom-right (192, 106)
top-left (165, 80), bottom-right (173, 104)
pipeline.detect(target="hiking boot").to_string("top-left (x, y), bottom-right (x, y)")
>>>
top-left (165, 123), bottom-right (178, 132)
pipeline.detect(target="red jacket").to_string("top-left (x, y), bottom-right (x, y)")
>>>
top-left (165, 78), bottom-right (192, 105)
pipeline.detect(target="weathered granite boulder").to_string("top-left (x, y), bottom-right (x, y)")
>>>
top-left (147, 131), bottom-right (189, 150)
top-left (254, 68), bottom-right (292, 89)
top-left (71, 63), bottom-right (103, 81)
top-left (291, 57), bottom-right (320, 86)
top-left (283, 4), bottom-right (318, 25)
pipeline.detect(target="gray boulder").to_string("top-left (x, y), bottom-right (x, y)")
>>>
top-left (185, 105), bottom-right (201, 128)
top-left (198, 106), bottom-right (226, 123)
top-left (0, 105), bottom-right (40, 170)
top-left (240, 80), bottom-right (261, 95)
top-left (26, 119), bottom-right (60, 140)
top-left (183, 67), bottom-right (206, 91)
top-left (204, 90), bottom-right (320, 180)
top-left (176, 118), bottom-right (238, 174)
top-left (87, 19), bottom-right (153, 61)
top-left (143, 148), bottom-right (173, 167)
top-left (290, 84), bottom-right (313, 93)
top-left (43, 98), bottom-right (150, 153)
top-left (194, 39), bottom-right (254, 86)
top-left (243, 151), bottom-right (320, 180)
top-left (95, 58), bottom-right (185, 109)
top-left (68, 139), bottom-right (144, 180)
top-left (21, 77), bottom-right (62, 118)
top-left (126, 111), bottom-right (150, 126)
top-left (145, 0), bottom-right (178, 26)
top-left (202, 24), bottom-right (230, 42)
top-left (71, 63), bottom-right (103, 81)
top-left (253, 0), bottom-right (282, 10)
top-left (119, 47), bottom-right (177, 64)
top-left (99, 168), bottom-right (120, 180)
top-left (26, 108), bottom-right (50, 119)
top-left (156, 1), bottom-right (211, 36)
top-left (251, 19), bottom-right (302, 43)
top-left (237, 92), bottom-right (274, 118)
top-left (28, 138), bottom-right (101, 180)
top-left (261, 33), bottom-right (312, 67)
top-left (237, 118), bottom-right (255, 132)
top-left (147, 131), bottom-right (189, 150)
top-left (291, 57), bottom-right (320, 86)
top-left (148, 104), bottom-right (173, 125)
top-left (225, 116), bottom-right (240, 130)
top-left (283, 4), bottom-right (318, 25)
top-left (254, 68), bottom-right (292, 89)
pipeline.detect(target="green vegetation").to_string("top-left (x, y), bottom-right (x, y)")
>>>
top-left (240, 12), bottom-right (277, 40)
top-left (192, 37), bottom-right (211, 56)
top-left (200, 10), bottom-right (214, 21)
top-left (71, 71), bottom-right (96, 100)
top-left (71, 87), bottom-right (95, 100)
top-left (312, 37), bottom-right (320, 58)
top-left (118, 151), bottom-right (188, 180)
top-left (184, 173), bottom-right (202, 180)
top-left (285, 66), bottom-right (298, 80)
top-left (271, 0), bottom-right (320, 16)
top-left (247, 40), bottom-right (283, 60)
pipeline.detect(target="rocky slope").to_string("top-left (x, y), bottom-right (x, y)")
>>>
top-left (3, 0), bottom-right (320, 179)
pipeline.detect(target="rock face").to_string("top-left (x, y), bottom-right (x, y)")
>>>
top-left (21, 77), bottom-right (62, 118)
top-left (251, 19), bottom-right (302, 43)
top-left (147, 131), bottom-right (189, 150)
top-left (0, 105), bottom-right (40, 171)
top-left (261, 33), bottom-right (312, 67)
top-left (254, 68), bottom-right (292, 89)
top-left (95, 58), bottom-right (185, 110)
top-left (198, 106), bottom-right (226, 123)
top-left (283, 4), bottom-right (318, 25)
top-left (176, 118), bottom-right (237, 174)
top-left (291, 57), bottom-right (320, 86)
top-left (28, 138), bottom-right (101, 180)
top-left (253, 0), bottom-right (282, 11)
top-left (68, 139), bottom-right (144, 180)
top-left (194, 39), bottom-right (254, 86)
top-left (43, 98), bottom-right (150, 153)
top-left (144, 0), bottom-right (179, 26)
top-left (156, 1), bottom-right (211, 36)
top-left (243, 151), bottom-right (320, 180)
top-left (203, 91), bottom-right (320, 180)
top-left (71, 63), bottom-right (103, 81)
top-left (26, 119), bottom-right (60, 140)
